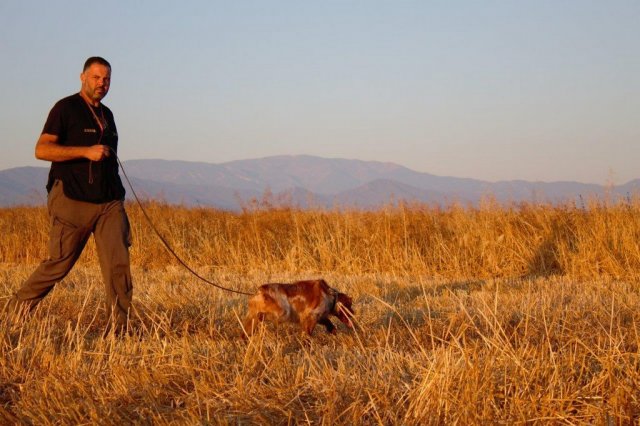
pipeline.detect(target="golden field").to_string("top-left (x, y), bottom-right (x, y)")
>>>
top-left (1, 197), bottom-right (639, 424)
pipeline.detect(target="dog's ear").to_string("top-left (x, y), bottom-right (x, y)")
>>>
top-left (336, 293), bottom-right (354, 314)
top-left (335, 293), bottom-right (354, 328)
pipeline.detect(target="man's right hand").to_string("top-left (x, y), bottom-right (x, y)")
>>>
top-left (84, 145), bottom-right (111, 161)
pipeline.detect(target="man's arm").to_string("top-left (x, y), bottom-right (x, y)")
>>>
top-left (35, 133), bottom-right (110, 162)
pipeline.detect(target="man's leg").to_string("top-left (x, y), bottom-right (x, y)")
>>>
top-left (10, 180), bottom-right (94, 312)
top-left (94, 199), bottom-right (132, 331)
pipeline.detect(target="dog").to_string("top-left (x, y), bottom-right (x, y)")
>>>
top-left (242, 279), bottom-right (354, 336)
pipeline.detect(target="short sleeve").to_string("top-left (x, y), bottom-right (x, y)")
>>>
top-left (42, 100), bottom-right (66, 137)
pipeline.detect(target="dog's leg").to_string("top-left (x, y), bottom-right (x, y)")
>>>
top-left (243, 310), bottom-right (263, 337)
top-left (318, 317), bottom-right (337, 335)
top-left (242, 315), bottom-right (255, 337)
top-left (301, 315), bottom-right (319, 336)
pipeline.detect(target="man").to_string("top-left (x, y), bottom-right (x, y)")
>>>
top-left (8, 56), bottom-right (132, 332)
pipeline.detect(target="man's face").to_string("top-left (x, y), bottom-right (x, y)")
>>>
top-left (80, 63), bottom-right (111, 103)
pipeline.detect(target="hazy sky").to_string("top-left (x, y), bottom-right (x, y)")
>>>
top-left (1, 1), bottom-right (638, 184)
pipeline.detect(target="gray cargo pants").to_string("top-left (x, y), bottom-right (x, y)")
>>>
top-left (10, 179), bottom-right (133, 329)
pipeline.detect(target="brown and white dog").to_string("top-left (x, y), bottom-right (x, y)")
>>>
top-left (242, 279), bottom-right (354, 336)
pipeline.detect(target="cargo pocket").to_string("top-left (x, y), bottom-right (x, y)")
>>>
top-left (117, 204), bottom-right (133, 248)
top-left (124, 212), bottom-right (132, 248)
top-left (48, 216), bottom-right (78, 261)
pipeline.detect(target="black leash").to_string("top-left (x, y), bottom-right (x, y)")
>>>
top-left (110, 148), bottom-right (253, 296)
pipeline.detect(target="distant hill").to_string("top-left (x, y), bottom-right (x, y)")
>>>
top-left (0, 155), bottom-right (636, 210)
top-left (0, 166), bottom-right (49, 206)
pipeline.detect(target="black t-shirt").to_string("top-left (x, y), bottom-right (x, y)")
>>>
top-left (43, 93), bottom-right (125, 203)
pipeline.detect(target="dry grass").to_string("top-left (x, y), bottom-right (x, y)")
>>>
top-left (2, 197), bottom-right (639, 280)
top-left (1, 198), bottom-right (639, 424)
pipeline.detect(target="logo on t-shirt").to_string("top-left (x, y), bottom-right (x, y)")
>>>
top-left (84, 128), bottom-right (97, 133)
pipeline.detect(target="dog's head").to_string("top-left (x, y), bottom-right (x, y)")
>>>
top-left (333, 292), bottom-right (354, 328)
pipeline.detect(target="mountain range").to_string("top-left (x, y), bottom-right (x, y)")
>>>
top-left (0, 155), bottom-right (638, 210)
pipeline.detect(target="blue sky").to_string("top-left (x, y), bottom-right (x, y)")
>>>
top-left (1, 1), bottom-right (638, 184)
